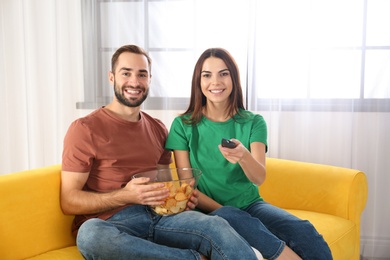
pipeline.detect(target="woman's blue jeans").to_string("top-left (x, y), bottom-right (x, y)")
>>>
top-left (211, 202), bottom-right (332, 260)
top-left (76, 205), bottom-right (258, 260)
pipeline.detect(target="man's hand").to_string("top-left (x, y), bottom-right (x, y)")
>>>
top-left (60, 171), bottom-right (170, 215)
top-left (122, 177), bottom-right (169, 206)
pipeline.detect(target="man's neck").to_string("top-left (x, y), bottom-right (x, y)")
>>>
top-left (104, 102), bottom-right (141, 122)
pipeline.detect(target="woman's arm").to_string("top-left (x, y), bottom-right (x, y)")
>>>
top-left (173, 150), bottom-right (223, 213)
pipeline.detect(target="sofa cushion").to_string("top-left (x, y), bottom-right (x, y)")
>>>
top-left (286, 209), bottom-right (356, 260)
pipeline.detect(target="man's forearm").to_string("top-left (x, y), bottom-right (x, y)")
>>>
top-left (61, 188), bottom-right (127, 215)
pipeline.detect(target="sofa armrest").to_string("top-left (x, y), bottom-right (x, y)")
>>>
top-left (0, 165), bottom-right (75, 259)
top-left (261, 158), bottom-right (368, 222)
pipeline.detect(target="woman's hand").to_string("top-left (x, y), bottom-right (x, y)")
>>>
top-left (218, 139), bottom-right (248, 164)
top-left (185, 189), bottom-right (199, 210)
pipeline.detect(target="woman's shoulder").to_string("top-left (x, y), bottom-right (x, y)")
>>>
top-left (171, 113), bottom-right (192, 125)
top-left (236, 109), bottom-right (265, 121)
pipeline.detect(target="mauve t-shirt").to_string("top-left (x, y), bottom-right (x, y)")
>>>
top-left (62, 107), bottom-right (171, 235)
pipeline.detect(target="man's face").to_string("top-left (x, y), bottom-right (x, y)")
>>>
top-left (109, 52), bottom-right (151, 107)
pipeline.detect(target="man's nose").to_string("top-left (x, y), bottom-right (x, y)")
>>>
top-left (128, 75), bottom-right (140, 85)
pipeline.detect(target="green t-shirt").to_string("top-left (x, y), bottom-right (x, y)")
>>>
top-left (165, 109), bottom-right (267, 209)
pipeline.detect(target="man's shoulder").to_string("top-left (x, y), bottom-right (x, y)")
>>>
top-left (65, 109), bottom-right (106, 135)
top-left (140, 111), bottom-right (167, 128)
top-left (72, 108), bottom-right (105, 123)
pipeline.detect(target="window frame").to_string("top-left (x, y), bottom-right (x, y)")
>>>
top-left (77, 0), bottom-right (390, 112)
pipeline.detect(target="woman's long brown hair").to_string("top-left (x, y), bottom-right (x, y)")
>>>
top-left (182, 48), bottom-right (245, 125)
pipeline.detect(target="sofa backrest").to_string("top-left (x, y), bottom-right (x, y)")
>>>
top-left (0, 165), bottom-right (76, 259)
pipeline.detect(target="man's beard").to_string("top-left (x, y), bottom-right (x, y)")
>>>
top-left (114, 83), bottom-right (149, 107)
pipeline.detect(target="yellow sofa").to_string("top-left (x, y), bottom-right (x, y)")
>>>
top-left (0, 165), bottom-right (82, 260)
top-left (261, 158), bottom-right (368, 260)
top-left (0, 158), bottom-right (367, 260)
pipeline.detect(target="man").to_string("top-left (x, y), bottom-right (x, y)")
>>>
top-left (60, 44), bottom-right (258, 260)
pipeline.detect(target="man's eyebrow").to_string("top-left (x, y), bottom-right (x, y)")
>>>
top-left (118, 67), bottom-right (132, 72)
top-left (118, 67), bottom-right (149, 74)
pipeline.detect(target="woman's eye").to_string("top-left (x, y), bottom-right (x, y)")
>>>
top-left (221, 72), bottom-right (230, 77)
top-left (202, 73), bottom-right (211, 78)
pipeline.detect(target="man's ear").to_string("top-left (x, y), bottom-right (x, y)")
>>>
top-left (108, 71), bottom-right (114, 85)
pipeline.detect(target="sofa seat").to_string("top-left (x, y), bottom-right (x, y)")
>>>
top-left (28, 247), bottom-right (81, 260)
top-left (286, 209), bottom-right (357, 259)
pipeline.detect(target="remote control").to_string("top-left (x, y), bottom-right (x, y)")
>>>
top-left (221, 138), bottom-right (237, 149)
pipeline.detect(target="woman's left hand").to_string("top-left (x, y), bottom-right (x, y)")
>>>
top-left (186, 189), bottom-right (199, 210)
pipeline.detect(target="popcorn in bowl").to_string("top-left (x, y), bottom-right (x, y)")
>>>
top-left (132, 168), bottom-right (202, 215)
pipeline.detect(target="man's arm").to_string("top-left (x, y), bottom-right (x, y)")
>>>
top-left (60, 171), bottom-right (170, 215)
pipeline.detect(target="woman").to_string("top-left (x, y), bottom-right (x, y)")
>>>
top-left (165, 48), bottom-right (332, 260)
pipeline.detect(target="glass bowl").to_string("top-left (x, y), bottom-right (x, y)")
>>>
top-left (132, 168), bottom-right (202, 215)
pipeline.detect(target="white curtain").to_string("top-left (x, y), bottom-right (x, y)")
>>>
top-left (0, 0), bottom-right (84, 174)
top-left (1, 0), bottom-right (389, 258)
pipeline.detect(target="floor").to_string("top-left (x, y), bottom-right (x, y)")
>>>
top-left (361, 257), bottom-right (390, 260)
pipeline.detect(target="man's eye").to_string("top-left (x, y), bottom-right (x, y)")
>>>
top-left (139, 74), bottom-right (147, 78)
top-left (122, 72), bottom-right (130, 77)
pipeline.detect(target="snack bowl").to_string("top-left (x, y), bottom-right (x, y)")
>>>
top-left (133, 168), bottom-right (202, 215)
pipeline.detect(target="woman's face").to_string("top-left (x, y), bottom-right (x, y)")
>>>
top-left (200, 57), bottom-right (233, 105)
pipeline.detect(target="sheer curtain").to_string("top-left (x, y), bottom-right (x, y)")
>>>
top-left (247, 2), bottom-right (390, 258)
top-left (1, 0), bottom-right (389, 259)
top-left (0, 0), bottom-right (84, 174)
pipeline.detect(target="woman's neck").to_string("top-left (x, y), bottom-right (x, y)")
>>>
top-left (202, 103), bottom-right (233, 122)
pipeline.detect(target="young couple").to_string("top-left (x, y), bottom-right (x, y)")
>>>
top-left (61, 44), bottom-right (331, 259)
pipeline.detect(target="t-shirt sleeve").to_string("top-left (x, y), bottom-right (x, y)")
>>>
top-left (62, 120), bottom-right (95, 173)
top-left (158, 148), bottom-right (173, 165)
top-left (250, 114), bottom-right (268, 152)
top-left (165, 117), bottom-right (189, 151)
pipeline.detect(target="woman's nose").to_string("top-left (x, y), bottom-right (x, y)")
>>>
top-left (211, 75), bottom-right (220, 85)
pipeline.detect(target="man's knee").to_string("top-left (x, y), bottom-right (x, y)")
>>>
top-left (77, 218), bottom-right (107, 250)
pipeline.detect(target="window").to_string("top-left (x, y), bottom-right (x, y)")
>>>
top-left (78, 0), bottom-right (390, 112)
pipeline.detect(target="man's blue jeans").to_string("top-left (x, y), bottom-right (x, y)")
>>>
top-left (211, 202), bottom-right (332, 260)
top-left (77, 205), bottom-right (258, 260)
